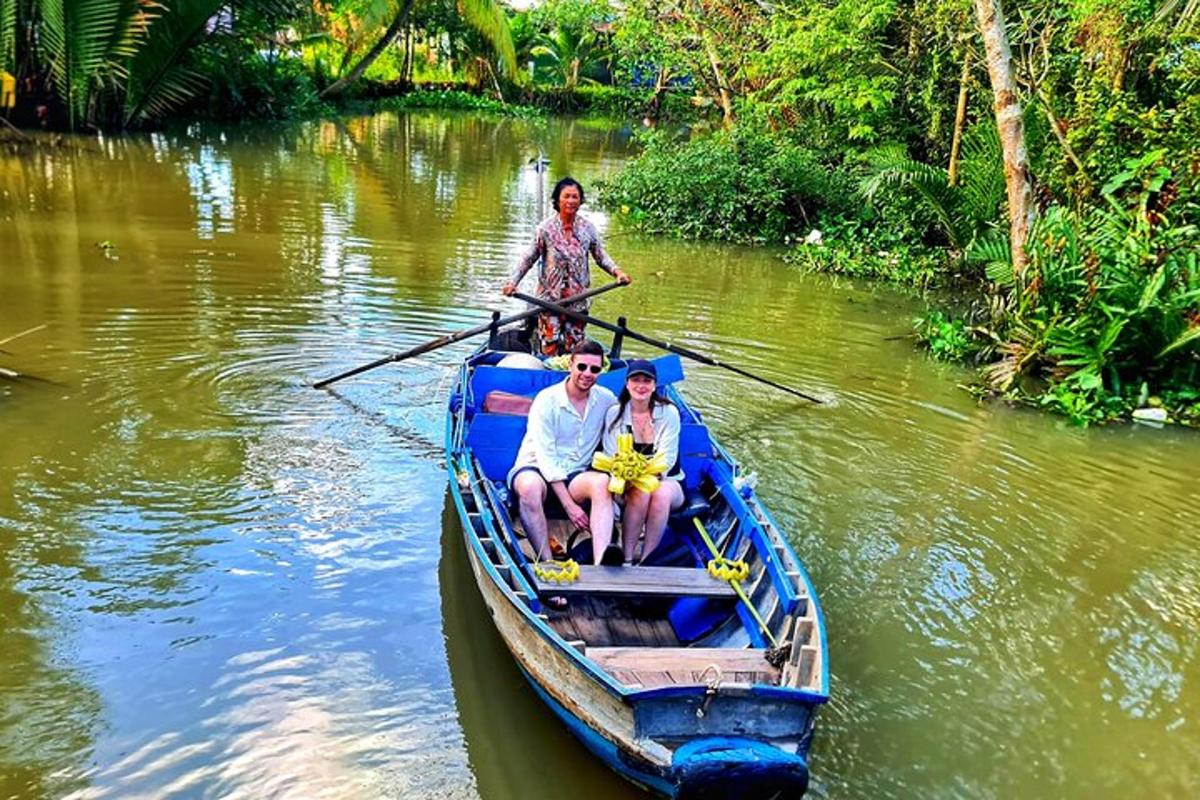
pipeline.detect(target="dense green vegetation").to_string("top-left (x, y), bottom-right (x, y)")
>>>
top-left (0, 0), bottom-right (680, 128)
top-left (1, 0), bottom-right (1195, 425)
top-left (596, 0), bottom-right (1200, 426)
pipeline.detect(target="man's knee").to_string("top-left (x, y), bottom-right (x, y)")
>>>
top-left (514, 475), bottom-right (546, 508)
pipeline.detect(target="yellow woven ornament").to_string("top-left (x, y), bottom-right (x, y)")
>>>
top-left (533, 558), bottom-right (580, 584)
top-left (591, 433), bottom-right (668, 495)
top-left (707, 556), bottom-right (750, 582)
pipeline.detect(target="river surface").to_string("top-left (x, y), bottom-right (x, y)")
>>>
top-left (1, 113), bottom-right (1198, 800)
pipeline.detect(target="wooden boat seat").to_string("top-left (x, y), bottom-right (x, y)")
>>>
top-left (587, 647), bottom-right (780, 688)
top-left (533, 565), bottom-right (736, 598)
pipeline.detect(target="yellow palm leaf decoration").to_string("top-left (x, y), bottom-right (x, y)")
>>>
top-left (592, 433), bottom-right (668, 495)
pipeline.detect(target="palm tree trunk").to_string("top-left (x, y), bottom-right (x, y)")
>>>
top-left (320, 0), bottom-right (415, 99)
top-left (973, 0), bottom-right (1034, 276)
top-left (948, 52), bottom-right (971, 187)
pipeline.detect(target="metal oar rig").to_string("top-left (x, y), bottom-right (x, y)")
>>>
top-left (512, 292), bottom-right (823, 404)
top-left (313, 282), bottom-right (623, 389)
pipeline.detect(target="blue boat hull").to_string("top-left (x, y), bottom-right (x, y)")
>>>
top-left (522, 665), bottom-right (809, 799)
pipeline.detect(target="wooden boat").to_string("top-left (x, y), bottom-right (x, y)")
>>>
top-left (444, 338), bottom-right (830, 798)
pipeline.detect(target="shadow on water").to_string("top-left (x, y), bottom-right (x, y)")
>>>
top-left (438, 493), bottom-right (649, 800)
top-left (0, 533), bottom-right (101, 800)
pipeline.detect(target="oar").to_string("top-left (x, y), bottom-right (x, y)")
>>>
top-left (511, 292), bottom-right (823, 404)
top-left (0, 323), bottom-right (48, 352)
top-left (313, 281), bottom-right (623, 389)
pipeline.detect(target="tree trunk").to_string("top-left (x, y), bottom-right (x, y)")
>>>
top-left (702, 33), bottom-right (733, 128)
top-left (399, 22), bottom-right (411, 88)
top-left (948, 52), bottom-right (971, 187)
top-left (973, 0), bottom-right (1034, 276)
top-left (647, 67), bottom-right (670, 121)
top-left (320, 0), bottom-right (415, 98)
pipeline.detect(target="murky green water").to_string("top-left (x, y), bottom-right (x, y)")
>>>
top-left (2, 113), bottom-right (1198, 800)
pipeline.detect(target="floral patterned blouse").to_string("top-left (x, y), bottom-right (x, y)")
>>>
top-left (511, 214), bottom-right (620, 310)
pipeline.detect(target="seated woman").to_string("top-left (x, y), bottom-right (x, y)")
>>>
top-left (601, 359), bottom-right (685, 564)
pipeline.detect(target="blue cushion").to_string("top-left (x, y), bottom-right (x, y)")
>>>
top-left (466, 413), bottom-right (528, 481)
top-left (677, 423), bottom-right (713, 491)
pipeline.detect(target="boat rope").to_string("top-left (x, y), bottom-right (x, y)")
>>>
top-left (532, 559), bottom-right (580, 584)
top-left (591, 433), bottom-right (668, 495)
top-left (692, 518), bottom-right (779, 648)
top-left (695, 664), bottom-right (723, 718)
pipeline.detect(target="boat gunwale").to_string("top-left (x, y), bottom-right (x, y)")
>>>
top-left (444, 351), bottom-right (831, 705)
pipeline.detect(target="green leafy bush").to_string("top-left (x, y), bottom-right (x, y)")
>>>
top-left (785, 214), bottom-right (947, 286)
top-left (914, 310), bottom-right (977, 361)
top-left (376, 90), bottom-right (544, 117)
top-left (597, 127), bottom-right (848, 243)
top-left (192, 52), bottom-right (332, 122)
top-left (928, 150), bottom-right (1200, 425)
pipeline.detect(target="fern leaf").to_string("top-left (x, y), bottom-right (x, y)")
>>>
top-left (1, 0), bottom-right (15, 73)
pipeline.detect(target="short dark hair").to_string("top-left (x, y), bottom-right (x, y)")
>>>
top-left (551, 177), bottom-right (585, 211)
top-left (571, 340), bottom-right (604, 359)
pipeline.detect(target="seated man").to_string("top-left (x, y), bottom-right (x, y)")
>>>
top-left (507, 340), bottom-right (622, 566)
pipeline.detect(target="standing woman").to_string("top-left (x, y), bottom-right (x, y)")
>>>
top-left (601, 359), bottom-right (685, 564)
top-left (502, 176), bottom-right (631, 356)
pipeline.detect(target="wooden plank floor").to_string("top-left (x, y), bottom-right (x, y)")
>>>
top-left (549, 596), bottom-right (681, 648)
top-left (587, 647), bottom-right (780, 689)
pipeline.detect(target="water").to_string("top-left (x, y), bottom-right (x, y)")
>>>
top-left (2, 113), bottom-right (1198, 799)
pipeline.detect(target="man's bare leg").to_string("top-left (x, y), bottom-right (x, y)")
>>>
top-left (514, 471), bottom-right (551, 560)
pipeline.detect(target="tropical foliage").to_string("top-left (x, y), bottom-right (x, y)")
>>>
top-left (593, 0), bottom-right (1200, 424)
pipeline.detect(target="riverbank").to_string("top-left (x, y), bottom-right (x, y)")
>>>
top-left (595, 125), bottom-right (1199, 428)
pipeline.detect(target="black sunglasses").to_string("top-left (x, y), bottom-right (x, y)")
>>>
top-left (573, 362), bottom-right (603, 374)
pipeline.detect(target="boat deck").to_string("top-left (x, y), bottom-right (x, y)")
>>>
top-left (549, 595), bottom-right (681, 648)
top-left (587, 647), bottom-right (779, 689)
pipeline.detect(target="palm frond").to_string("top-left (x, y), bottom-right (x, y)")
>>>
top-left (36, 0), bottom-right (153, 128)
top-left (1, 0), bottom-right (16, 73)
top-left (457, 0), bottom-right (516, 78)
top-left (966, 230), bottom-right (1014, 287)
top-left (124, 0), bottom-right (225, 126)
top-left (957, 121), bottom-right (1005, 227)
top-left (1160, 324), bottom-right (1200, 356)
top-left (860, 144), bottom-right (969, 248)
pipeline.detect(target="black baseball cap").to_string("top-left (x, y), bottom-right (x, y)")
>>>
top-left (626, 359), bottom-right (657, 380)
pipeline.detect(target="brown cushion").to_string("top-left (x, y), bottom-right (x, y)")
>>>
top-left (483, 390), bottom-right (533, 416)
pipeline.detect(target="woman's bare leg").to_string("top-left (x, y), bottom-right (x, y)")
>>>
top-left (569, 472), bottom-right (615, 564)
top-left (621, 487), bottom-right (651, 562)
top-left (643, 480), bottom-right (684, 562)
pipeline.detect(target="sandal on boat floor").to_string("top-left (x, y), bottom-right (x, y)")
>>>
top-left (549, 537), bottom-right (567, 560)
top-left (545, 595), bottom-right (569, 610)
